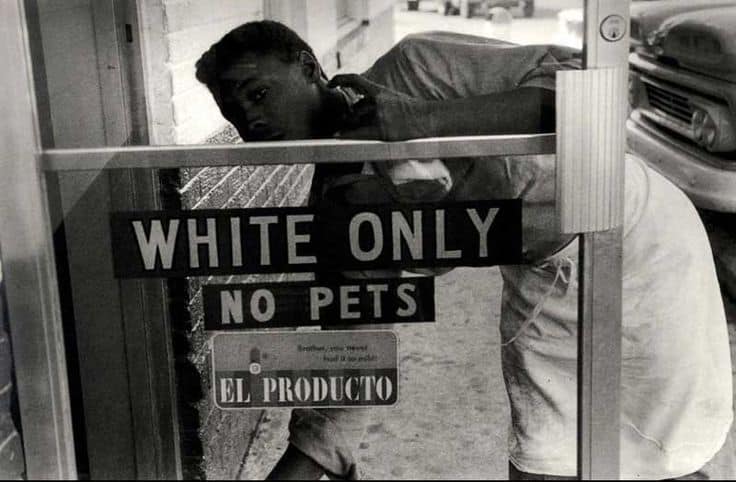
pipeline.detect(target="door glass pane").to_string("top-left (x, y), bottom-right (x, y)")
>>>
top-left (168, 3), bottom-right (576, 478)
top-left (32, 1), bottom-right (719, 481)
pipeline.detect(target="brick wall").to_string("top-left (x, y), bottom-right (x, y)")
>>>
top-left (175, 128), bottom-right (312, 479)
top-left (139, 0), bottom-right (265, 145)
top-left (137, 3), bottom-right (273, 477)
top-left (0, 260), bottom-right (25, 479)
top-left (138, 0), bottom-right (396, 145)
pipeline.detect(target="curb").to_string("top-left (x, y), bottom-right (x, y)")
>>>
top-left (716, 249), bottom-right (736, 303)
top-left (700, 211), bottom-right (736, 303)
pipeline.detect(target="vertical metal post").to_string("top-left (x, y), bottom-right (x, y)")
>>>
top-left (23, 0), bottom-right (182, 477)
top-left (575, 0), bottom-right (630, 479)
top-left (577, 230), bottom-right (623, 479)
top-left (0, 0), bottom-right (77, 478)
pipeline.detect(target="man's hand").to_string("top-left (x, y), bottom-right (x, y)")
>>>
top-left (266, 444), bottom-right (326, 480)
top-left (329, 74), bottom-right (433, 141)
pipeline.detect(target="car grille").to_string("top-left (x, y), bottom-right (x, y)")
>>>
top-left (644, 83), bottom-right (693, 126)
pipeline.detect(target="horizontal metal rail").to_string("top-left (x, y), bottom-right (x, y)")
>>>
top-left (41, 133), bottom-right (555, 171)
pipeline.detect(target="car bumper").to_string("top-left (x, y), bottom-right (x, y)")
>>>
top-left (489, 1), bottom-right (521, 7)
top-left (627, 112), bottom-right (736, 212)
top-left (454, 1), bottom-right (522, 7)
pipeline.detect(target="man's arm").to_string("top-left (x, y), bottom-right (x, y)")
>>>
top-left (267, 445), bottom-right (325, 480)
top-left (329, 74), bottom-right (573, 263)
top-left (329, 74), bottom-right (555, 140)
top-left (423, 87), bottom-right (556, 137)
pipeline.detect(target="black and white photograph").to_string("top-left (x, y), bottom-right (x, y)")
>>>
top-left (1, 0), bottom-right (735, 479)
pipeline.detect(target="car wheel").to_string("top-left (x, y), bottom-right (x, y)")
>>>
top-left (521, 0), bottom-right (534, 17)
top-left (478, 0), bottom-right (490, 18)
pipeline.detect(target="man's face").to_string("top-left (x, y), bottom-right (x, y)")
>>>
top-left (214, 52), bottom-right (322, 141)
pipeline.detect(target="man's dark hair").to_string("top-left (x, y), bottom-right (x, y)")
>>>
top-left (195, 20), bottom-right (316, 88)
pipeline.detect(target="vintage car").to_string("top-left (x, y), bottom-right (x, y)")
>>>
top-left (627, 0), bottom-right (736, 212)
top-left (454, 0), bottom-right (534, 18)
top-left (408, 0), bottom-right (534, 18)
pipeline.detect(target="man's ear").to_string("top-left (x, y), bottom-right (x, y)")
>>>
top-left (298, 50), bottom-right (323, 83)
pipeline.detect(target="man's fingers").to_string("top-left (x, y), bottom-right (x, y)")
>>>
top-left (335, 125), bottom-right (381, 140)
top-left (328, 73), bottom-right (366, 89)
top-left (328, 73), bottom-right (379, 97)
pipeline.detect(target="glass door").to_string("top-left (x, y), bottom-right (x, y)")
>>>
top-left (2, 0), bottom-right (632, 479)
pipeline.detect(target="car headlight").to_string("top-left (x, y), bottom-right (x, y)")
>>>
top-left (692, 106), bottom-right (736, 153)
top-left (628, 75), bottom-right (642, 110)
top-left (692, 109), bottom-right (715, 149)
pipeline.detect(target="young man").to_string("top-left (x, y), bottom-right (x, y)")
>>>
top-left (196, 21), bottom-right (734, 480)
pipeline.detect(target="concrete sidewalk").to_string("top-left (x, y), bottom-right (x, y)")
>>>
top-left (240, 267), bottom-right (509, 479)
top-left (239, 267), bottom-right (736, 480)
top-left (700, 211), bottom-right (736, 304)
top-left (234, 6), bottom-right (736, 478)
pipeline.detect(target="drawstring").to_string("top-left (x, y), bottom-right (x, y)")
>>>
top-left (501, 256), bottom-right (576, 347)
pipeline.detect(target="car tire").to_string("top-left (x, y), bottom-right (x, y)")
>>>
top-left (478, 0), bottom-right (490, 18)
top-left (522, 0), bottom-right (534, 17)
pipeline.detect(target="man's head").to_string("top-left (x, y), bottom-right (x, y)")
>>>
top-left (196, 21), bottom-right (333, 141)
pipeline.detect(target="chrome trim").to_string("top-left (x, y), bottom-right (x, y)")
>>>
top-left (633, 72), bottom-right (735, 146)
top-left (639, 72), bottom-right (728, 108)
top-left (629, 52), bottom-right (736, 100)
top-left (627, 113), bottom-right (736, 212)
top-left (630, 110), bottom-right (736, 170)
top-left (0, 0), bottom-right (77, 478)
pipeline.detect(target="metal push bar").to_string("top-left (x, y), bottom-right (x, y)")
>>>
top-left (41, 134), bottom-right (556, 171)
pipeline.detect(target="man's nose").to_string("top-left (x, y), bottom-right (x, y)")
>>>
top-left (247, 119), bottom-right (268, 132)
top-left (240, 102), bottom-right (264, 126)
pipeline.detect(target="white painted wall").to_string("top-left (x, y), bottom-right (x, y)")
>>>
top-left (36, 0), bottom-right (107, 147)
top-left (137, 0), bottom-right (265, 145)
top-left (137, 0), bottom-right (396, 144)
top-left (305, 0), bottom-right (339, 63)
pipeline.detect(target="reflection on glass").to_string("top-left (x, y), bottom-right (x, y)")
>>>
top-left (29, 1), bottom-right (736, 481)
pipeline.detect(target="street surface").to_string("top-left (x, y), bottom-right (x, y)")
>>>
top-left (239, 269), bottom-right (736, 479)
top-left (701, 210), bottom-right (736, 309)
top-left (395, 0), bottom-right (581, 45)
top-left (240, 267), bottom-right (508, 479)
top-left (238, 2), bottom-right (736, 479)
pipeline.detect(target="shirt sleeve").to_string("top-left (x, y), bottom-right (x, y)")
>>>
top-left (288, 407), bottom-right (366, 479)
top-left (516, 46), bottom-right (582, 91)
